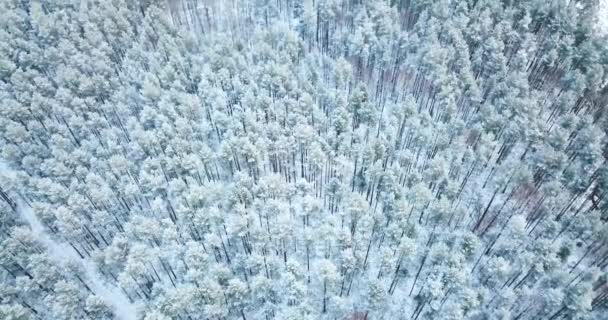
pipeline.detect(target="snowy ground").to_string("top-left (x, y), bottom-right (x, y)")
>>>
top-left (599, 0), bottom-right (608, 35)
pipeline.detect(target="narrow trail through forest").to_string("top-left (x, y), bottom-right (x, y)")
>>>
top-left (17, 201), bottom-right (139, 320)
top-left (1, 161), bottom-right (138, 320)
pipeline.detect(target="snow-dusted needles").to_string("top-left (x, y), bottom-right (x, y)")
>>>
top-left (1, 1), bottom-right (607, 319)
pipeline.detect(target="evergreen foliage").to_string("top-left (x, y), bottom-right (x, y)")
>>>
top-left (1, 0), bottom-right (608, 319)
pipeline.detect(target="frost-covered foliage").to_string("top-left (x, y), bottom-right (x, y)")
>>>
top-left (1, 0), bottom-right (608, 319)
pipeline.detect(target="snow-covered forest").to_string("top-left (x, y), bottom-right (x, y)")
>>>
top-left (1, 0), bottom-right (608, 319)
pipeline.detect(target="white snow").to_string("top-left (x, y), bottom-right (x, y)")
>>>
top-left (0, 160), bottom-right (139, 320)
top-left (598, 0), bottom-right (608, 35)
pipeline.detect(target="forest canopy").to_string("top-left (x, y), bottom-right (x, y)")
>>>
top-left (1, 0), bottom-right (608, 319)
